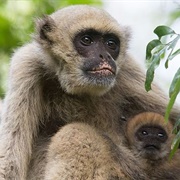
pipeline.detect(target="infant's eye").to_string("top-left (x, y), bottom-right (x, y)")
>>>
top-left (142, 130), bottom-right (148, 135)
top-left (80, 35), bottom-right (93, 46)
top-left (157, 133), bottom-right (164, 137)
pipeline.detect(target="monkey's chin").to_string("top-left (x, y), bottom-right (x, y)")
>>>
top-left (81, 72), bottom-right (116, 96)
top-left (143, 150), bottom-right (161, 161)
top-left (59, 71), bottom-right (116, 96)
top-left (70, 86), bottom-right (112, 96)
top-left (64, 78), bottom-right (115, 96)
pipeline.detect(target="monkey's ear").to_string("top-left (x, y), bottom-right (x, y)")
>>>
top-left (35, 15), bottom-right (56, 46)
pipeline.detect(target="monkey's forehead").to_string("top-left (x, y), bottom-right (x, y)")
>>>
top-left (127, 112), bottom-right (173, 133)
top-left (50, 5), bottom-right (124, 37)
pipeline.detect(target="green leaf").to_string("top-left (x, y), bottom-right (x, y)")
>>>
top-left (165, 59), bottom-right (169, 69)
top-left (145, 55), bottom-right (161, 91)
top-left (170, 132), bottom-right (180, 159)
top-left (168, 48), bottom-right (180, 61)
top-left (154, 25), bottom-right (176, 39)
top-left (165, 36), bottom-right (180, 68)
top-left (169, 68), bottom-right (180, 97)
top-left (165, 68), bottom-right (180, 121)
top-left (168, 35), bottom-right (180, 51)
top-left (172, 117), bottom-right (180, 134)
top-left (146, 39), bottom-right (162, 60)
top-left (145, 43), bottom-right (166, 91)
top-left (165, 95), bottom-right (179, 122)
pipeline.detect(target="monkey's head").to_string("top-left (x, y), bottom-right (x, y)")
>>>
top-left (126, 112), bottom-right (174, 161)
top-left (35, 5), bottom-right (130, 96)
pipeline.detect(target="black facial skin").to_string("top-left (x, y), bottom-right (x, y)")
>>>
top-left (136, 125), bottom-right (168, 151)
top-left (73, 29), bottom-right (120, 84)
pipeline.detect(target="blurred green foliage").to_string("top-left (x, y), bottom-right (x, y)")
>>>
top-left (0, 0), bottom-right (102, 98)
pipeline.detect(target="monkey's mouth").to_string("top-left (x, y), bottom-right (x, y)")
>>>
top-left (87, 64), bottom-right (116, 76)
top-left (144, 144), bottom-right (160, 151)
top-left (88, 68), bottom-right (115, 76)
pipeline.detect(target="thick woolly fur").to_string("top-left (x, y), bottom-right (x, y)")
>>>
top-left (126, 112), bottom-right (180, 179)
top-left (0, 5), bottom-right (179, 180)
top-left (44, 122), bottom-right (130, 180)
top-left (44, 122), bottom-right (149, 180)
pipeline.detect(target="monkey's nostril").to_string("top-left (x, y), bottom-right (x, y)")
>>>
top-left (99, 54), bottom-right (103, 59)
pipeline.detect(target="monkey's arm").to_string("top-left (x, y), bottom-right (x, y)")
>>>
top-left (0, 43), bottom-right (46, 179)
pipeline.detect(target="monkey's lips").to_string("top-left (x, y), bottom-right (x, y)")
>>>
top-left (88, 68), bottom-right (114, 76)
top-left (144, 144), bottom-right (160, 151)
top-left (87, 64), bottom-right (116, 76)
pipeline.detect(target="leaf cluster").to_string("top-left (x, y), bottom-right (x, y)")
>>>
top-left (145, 25), bottom-right (180, 156)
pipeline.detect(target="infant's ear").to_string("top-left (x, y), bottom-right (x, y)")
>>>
top-left (35, 15), bottom-right (57, 46)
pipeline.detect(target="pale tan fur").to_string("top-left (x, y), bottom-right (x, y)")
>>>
top-left (43, 122), bottom-right (149, 180)
top-left (0, 5), bottom-right (179, 180)
top-left (44, 122), bottom-right (130, 180)
top-left (126, 112), bottom-right (180, 179)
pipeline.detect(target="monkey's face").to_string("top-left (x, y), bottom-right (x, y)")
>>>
top-left (126, 113), bottom-right (174, 161)
top-left (134, 125), bottom-right (169, 160)
top-left (35, 5), bottom-right (129, 96)
top-left (70, 29), bottom-right (120, 95)
top-left (55, 30), bottom-right (120, 96)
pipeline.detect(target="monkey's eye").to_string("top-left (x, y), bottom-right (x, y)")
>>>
top-left (106, 39), bottom-right (118, 50)
top-left (157, 133), bottom-right (164, 137)
top-left (80, 35), bottom-right (93, 46)
top-left (142, 130), bottom-right (148, 136)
